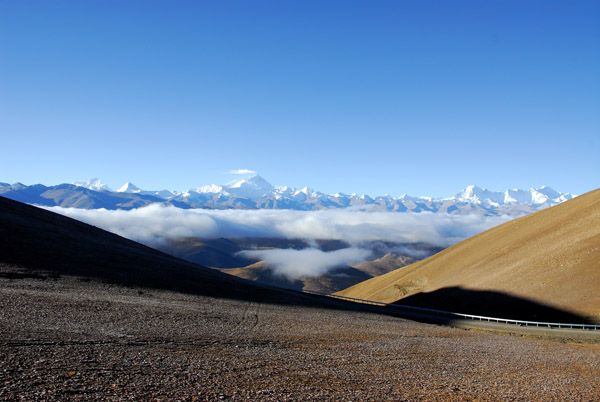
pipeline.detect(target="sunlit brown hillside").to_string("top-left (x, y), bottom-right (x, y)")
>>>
top-left (337, 189), bottom-right (600, 322)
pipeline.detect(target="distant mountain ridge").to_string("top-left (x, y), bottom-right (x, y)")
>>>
top-left (454, 185), bottom-right (572, 207)
top-left (0, 175), bottom-right (575, 216)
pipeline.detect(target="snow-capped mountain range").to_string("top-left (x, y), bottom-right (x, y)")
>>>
top-left (72, 178), bottom-right (112, 192)
top-left (0, 175), bottom-right (575, 216)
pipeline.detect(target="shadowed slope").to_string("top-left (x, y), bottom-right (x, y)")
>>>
top-left (338, 189), bottom-right (600, 322)
top-left (0, 196), bottom-right (331, 306)
top-left (160, 237), bottom-right (256, 268)
top-left (397, 286), bottom-right (592, 323)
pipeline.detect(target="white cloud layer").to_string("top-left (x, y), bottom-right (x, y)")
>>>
top-left (228, 169), bottom-right (257, 175)
top-left (238, 247), bottom-right (372, 279)
top-left (45, 204), bottom-right (512, 248)
top-left (44, 205), bottom-right (512, 280)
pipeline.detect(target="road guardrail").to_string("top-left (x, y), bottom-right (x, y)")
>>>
top-left (262, 282), bottom-right (600, 331)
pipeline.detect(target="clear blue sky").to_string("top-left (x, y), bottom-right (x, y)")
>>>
top-left (1, 0), bottom-right (598, 197)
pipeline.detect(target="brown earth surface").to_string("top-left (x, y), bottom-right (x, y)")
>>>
top-left (2, 269), bottom-right (600, 401)
top-left (337, 189), bottom-right (600, 322)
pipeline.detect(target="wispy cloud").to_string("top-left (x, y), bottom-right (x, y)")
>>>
top-left (45, 204), bottom-right (512, 248)
top-left (227, 169), bottom-right (257, 175)
top-left (238, 247), bottom-right (372, 279)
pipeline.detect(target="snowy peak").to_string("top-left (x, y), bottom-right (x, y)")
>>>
top-left (224, 175), bottom-right (274, 198)
top-left (151, 189), bottom-right (178, 199)
top-left (104, 181), bottom-right (177, 199)
top-left (117, 182), bottom-right (142, 193)
top-left (455, 185), bottom-right (486, 201)
top-left (184, 174), bottom-right (274, 199)
top-left (455, 185), bottom-right (504, 205)
top-left (226, 174), bottom-right (273, 190)
top-left (532, 186), bottom-right (560, 200)
top-left (456, 185), bottom-right (572, 206)
top-left (503, 189), bottom-right (531, 204)
top-left (296, 187), bottom-right (315, 196)
top-left (529, 186), bottom-right (574, 205)
top-left (72, 178), bottom-right (112, 192)
top-left (195, 184), bottom-right (226, 194)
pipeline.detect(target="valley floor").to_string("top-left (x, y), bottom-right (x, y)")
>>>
top-left (1, 270), bottom-right (599, 401)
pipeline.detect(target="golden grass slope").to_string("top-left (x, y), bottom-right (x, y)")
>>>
top-left (337, 189), bottom-right (600, 321)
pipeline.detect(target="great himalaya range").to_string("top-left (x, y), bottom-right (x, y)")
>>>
top-left (0, 174), bottom-right (575, 216)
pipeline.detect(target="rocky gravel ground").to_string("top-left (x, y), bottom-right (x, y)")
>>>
top-left (1, 272), bottom-right (599, 401)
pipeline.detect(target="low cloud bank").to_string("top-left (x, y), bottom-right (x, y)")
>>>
top-left (238, 247), bottom-right (372, 279)
top-left (45, 205), bottom-right (512, 280)
top-left (45, 204), bottom-right (512, 248)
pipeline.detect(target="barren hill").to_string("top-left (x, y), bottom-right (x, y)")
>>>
top-left (221, 261), bottom-right (372, 294)
top-left (0, 195), bottom-right (326, 306)
top-left (338, 189), bottom-right (600, 322)
top-left (219, 253), bottom-right (415, 294)
top-left (351, 253), bottom-right (416, 277)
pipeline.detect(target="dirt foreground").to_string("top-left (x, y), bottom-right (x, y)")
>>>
top-left (1, 271), bottom-right (599, 402)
